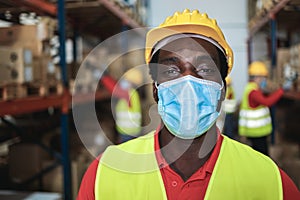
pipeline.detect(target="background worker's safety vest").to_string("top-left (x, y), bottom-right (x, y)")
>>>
top-left (95, 133), bottom-right (282, 200)
top-left (115, 88), bottom-right (142, 136)
top-left (239, 82), bottom-right (272, 137)
top-left (223, 85), bottom-right (237, 113)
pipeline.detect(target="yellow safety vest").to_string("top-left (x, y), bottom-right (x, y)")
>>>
top-left (95, 133), bottom-right (282, 200)
top-left (226, 85), bottom-right (235, 100)
top-left (239, 82), bottom-right (272, 137)
top-left (223, 85), bottom-right (237, 113)
top-left (115, 88), bottom-right (142, 136)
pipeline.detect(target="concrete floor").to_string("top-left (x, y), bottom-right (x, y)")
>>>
top-left (269, 134), bottom-right (300, 189)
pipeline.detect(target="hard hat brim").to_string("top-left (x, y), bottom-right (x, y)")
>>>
top-left (145, 24), bottom-right (233, 74)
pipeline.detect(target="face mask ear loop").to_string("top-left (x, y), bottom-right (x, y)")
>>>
top-left (154, 81), bottom-right (159, 89)
top-left (220, 80), bottom-right (224, 90)
top-left (215, 80), bottom-right (224, 100)
top-left (216, 81), bottom-right (225, 112)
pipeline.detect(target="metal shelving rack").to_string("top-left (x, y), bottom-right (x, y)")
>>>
top-left (0, 0), bottom-right (144, 199)
top-left (247, 0), bottom-right (300, 100)
top-left (247, 0), bottom-right (300, 145)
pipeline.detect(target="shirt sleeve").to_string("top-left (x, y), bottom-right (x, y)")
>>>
top-left (249, 88), bottom-right (284, 108)
top-left (76, 157), bottom-right (100, 200)
top-left (101, 75), bottom-right (129, 101)
top-left (280, 168), bottom-right (300, 199)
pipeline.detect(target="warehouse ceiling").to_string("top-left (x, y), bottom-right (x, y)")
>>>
top-left (0, 0), bottom-right (145, 40)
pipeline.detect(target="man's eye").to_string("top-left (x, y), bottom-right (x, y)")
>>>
top-left (196, 64), bottom-right (217, 75)
top-left (162, 66), bottom-right (180, 76)
top-left (197, 68), bottom-right (215, 73)
top-left (165, 69), bottom-right (179, 75)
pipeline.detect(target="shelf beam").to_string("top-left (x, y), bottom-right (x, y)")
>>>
top-left (98, 0), bottom-right (141, 28)
top-left (0, 89), bottom-right (111, 117)
top-left (248, 0), bottom-right (290, 38)
top-left (13, 0), bottom-right (57, 16)
top-left (0, 95), bottom-right (63, 116)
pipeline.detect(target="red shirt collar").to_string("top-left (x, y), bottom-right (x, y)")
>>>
top-left (154, 127), bottom-right (224, 178)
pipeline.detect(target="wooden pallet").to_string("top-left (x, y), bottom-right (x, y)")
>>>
top-left (0, 81), bottom-right (64, 101)
top-left (0, 83), bottom-right (27, 101)
top-left (26, 81), bottom-right (64, 97)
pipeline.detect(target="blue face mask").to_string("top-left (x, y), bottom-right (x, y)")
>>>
top-left (156, 75), bottom-right (223, 139)
top-left (260, 79), bottom-right (267, 89)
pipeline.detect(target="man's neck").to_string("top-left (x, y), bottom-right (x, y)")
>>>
top-left (159, 124), bottom-right (218, 181)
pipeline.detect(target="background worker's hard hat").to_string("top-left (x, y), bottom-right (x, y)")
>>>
top-left (225, 76), bottom-right (232, 85)
top-left (248, 61), bottom-right (269, 76)
top-left (145, 9), bottom-right (233, 75)
top-left (123, 68), bottom-right (143, 85)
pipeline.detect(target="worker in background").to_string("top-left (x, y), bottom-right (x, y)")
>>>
top-left (114, 68), bottom-right (142, 143)
top-left (85, 58), bottom-right (138, 144)
top-left (84, 57), bottom-right (131, 107)
top-left (222, 76), bottom-right (237, 139)
top-left (77, 9), bottom-right (300, 199)
top-left (84, 47), bottom-right (142, 144)
top-left (238, 61), bottom-right (284, 156)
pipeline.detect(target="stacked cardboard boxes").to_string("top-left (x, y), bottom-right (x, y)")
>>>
top-left (290, 43), bottom-right (300, 91)
top-left (276, 45), bottom-right (300, 92)
top-left (0, 18), bottom-right (62, 100)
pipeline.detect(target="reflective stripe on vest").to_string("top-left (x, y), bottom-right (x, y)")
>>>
top-left (223, 99), bottom-right (237, 113)
top-left (223, 85), bottom-right (237, 113)
top-left (115, 88), bottom-right (142, 136)
top-left (95, 133), bottom-right (282, 200)
top-left (239, 107), bottom-right (269, 118)
top-left (238, 82), bottom-right (272, 137)
top-left (239, 116), bottom-right (271, 128)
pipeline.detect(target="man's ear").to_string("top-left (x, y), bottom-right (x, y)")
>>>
top-left (216, 85), bottom-right (226, 112)
top-left (152, 82), bottom-right (158, 103)
top-left (220, 86), bottom-right (226, 101)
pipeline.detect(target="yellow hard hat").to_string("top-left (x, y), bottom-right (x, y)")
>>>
top-left (123, 68), bottom-right (143, 85)
top-left (248, 61), bottom-right (268, 76)
top-left (225, 76), bottom-right (232, 85)
top-left (145, 9), bottom-right (233, 75)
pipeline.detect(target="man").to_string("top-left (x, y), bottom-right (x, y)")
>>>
top-left (77, 9), bottom-right (299, 199)
top-left (238, 61), bottom-right (284, 156)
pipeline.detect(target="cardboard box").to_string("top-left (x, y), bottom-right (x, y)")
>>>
top-left (0, 25), bottom-right (43, 56)
top-left (276, 48), bottom-right (291, 84)
top-left (0, 47), bottom-right (33, 84)
top-left (37, 16), bottom-right (57, 41)
top-left (32, 55), bottom-right (53, 82)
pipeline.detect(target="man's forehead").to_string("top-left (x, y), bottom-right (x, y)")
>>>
top-left (151, 34), bottom-right (225, 60)
top-left (159, 37), bottom-right (219, 55)
top-left (158, 49), bottom-right (213, 62)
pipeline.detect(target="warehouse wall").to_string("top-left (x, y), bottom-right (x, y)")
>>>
top-left (147, 0), bottom-right (248, 101)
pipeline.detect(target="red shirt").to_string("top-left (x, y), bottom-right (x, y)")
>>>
top-left (77, 131), bottom-right (300, 199)
top-left (249, 86), bottom-right (284, 108)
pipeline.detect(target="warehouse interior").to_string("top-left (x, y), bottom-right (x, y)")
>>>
top-left (0, 0), bottom-right (300, 199)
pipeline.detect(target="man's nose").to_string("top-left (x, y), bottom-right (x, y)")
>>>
top-left (181, 63), bottom-right (203, 79)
